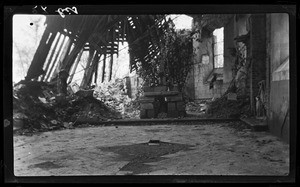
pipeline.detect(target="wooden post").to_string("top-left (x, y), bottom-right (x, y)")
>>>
top-left (80, 47), bottom-right (96, 88)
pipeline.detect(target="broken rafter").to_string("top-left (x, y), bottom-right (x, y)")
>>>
top-left (80, 47), bottom-right (96, 88)
top-left (63, 38), bottom-right (87, 74)
top-left (63, 17), bottom-right (99, 73)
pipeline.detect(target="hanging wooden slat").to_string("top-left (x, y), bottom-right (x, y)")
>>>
top-left (68, 48), bottom-right (84, 84)
top-left (87, 53), bottom-right (101, 87)
top-left (41, 32), bottom-right (60, 81)
top-left (63, 39), bottom-right (87, 73)
top-left (109, 53), bottom-right (114, 81)
top-left (101, 47), bottom-right (107, 83)
top-left (94, 53), bottom-right (101, 84)
top-left (58, 38), bottom-right (72, 71)
top-left (43, 33), bottom-right (64, 81)
top-left (44, 33), bottom-right (66, 82)
top-left (109, 29), bottom-right (115, 81)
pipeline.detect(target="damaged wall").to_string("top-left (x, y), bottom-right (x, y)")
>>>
top-left (189, 16), bottom-right (236, 101)
top-left (223, 16), bottom-right (235, 84)
top-left (184, 66), bottom-right (195, 100)
top-left (193, 35), bottom-right (214, 100)
top-left (267, 13), bottom-right (289, 143)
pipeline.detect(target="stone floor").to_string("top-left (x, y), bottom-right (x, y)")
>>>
top-left (13, 122), bottom-right (289, 176)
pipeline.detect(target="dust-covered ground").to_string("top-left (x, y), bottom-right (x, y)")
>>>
top-left (13, 121), bottom-right (289, 176)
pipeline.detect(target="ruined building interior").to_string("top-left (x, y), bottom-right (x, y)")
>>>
top-left (10, 10), bottom-right (292, 177)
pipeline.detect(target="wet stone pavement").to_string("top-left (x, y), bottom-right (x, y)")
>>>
top-left (14, 121), bottom-right (289, 176)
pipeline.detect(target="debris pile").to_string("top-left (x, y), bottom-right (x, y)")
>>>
top-left (207, 95), bottom-right (251, 118)
top-left (13, 81), bottom-right (122, 134)
top-left (186, 102), bottom-right (208, 114)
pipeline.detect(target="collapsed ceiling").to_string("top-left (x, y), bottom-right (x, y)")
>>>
top-left (24, 14), bottom-right (234, 89)
top-left (25, 14), bottom-right (169, 87)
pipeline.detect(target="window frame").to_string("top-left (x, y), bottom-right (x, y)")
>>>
top-left (212, 27), bottom-right (224, 69)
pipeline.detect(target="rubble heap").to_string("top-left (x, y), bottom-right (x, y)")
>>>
top-left (13, 81), bottom-right (122, 134)
top-left (207, 95), bottom-right (251, 118)
top-left (186, 102), bottom-right (207, 114)
top-left (94, 78), bottom-right (141, 119)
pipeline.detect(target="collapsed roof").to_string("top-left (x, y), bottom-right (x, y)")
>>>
top-left (24, 14), bottom-right (234, 88)
top-left (25, 15), bottom-right (170, 87)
